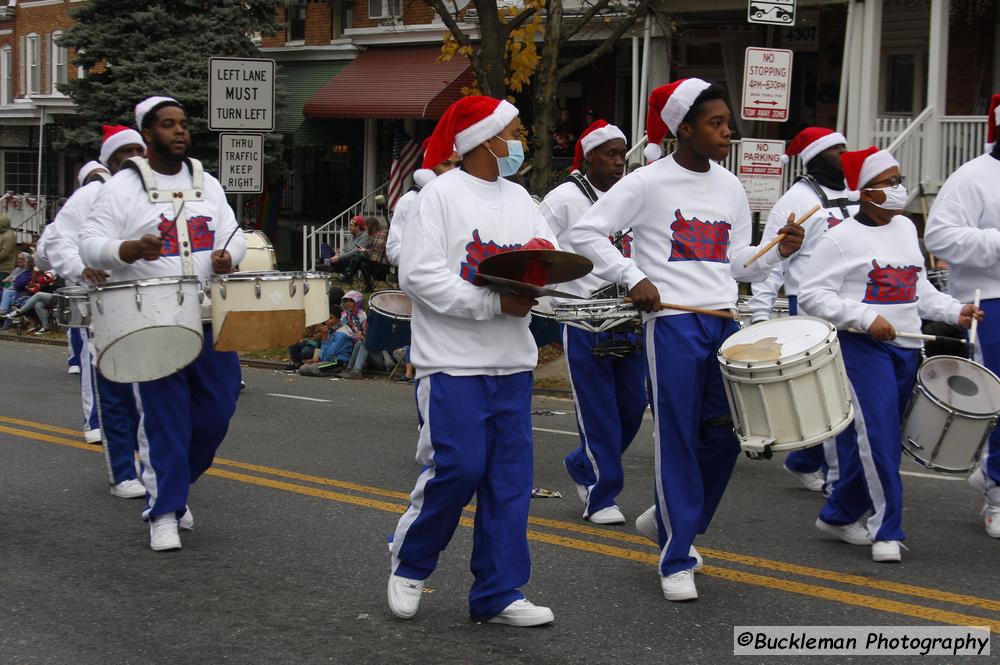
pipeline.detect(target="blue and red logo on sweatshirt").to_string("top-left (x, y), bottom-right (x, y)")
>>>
top-left (863, 259), bottom-right (922, 304)
top-left (826, 213), bottom-right (843, 229)
top-left (668, 209), bottom-right (731, 263)
top-left (460, 229), bottom-right (523, 283)
top-left (157, 214), bottom-right (216, 257)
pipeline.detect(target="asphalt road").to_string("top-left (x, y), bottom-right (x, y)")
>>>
top-left (1, 340), bottom-right (997, 664)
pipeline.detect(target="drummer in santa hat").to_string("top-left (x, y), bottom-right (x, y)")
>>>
top-left (538, 119), bottom-right (647, 526)
top-left (750, 126), bottom-right (858, 494)
top-left (924, 93), bottom-right (1000, 538)
top-left (385, 137), bottom-right (460, 267)
top-left (34, 125), bottom-right (147, 502)
top-left (799, 147), bottom-right (981, 562)
top-left (388, 95), bottom-right (558, 626)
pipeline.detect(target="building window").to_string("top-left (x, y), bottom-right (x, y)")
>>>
top-left (287, 2), bottom-right (307, 42)
top-left (51, 31), bottom-right (68, 93)
top-left (0, 46), bottom-right (11, 105)
top-left (368, 0), bottom-right (401, 20)
top-left (885, 54), bottom-right (915, 114)
top-left (25, 34), bottom-right (41, 95)
top-left (332, 0), bottom-right (353, 38)
top-left (2, 150), bottom-right (59, 197)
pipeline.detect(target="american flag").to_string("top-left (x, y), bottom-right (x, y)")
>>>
top-left (387, 125), bottom-right (421, 211)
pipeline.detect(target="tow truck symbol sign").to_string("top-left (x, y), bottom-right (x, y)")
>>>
top-left (748, 1), bottom-right (795, 26)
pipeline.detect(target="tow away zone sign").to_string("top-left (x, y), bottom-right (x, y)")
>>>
top-left (742, 47), bottom-right (793, 122)
top-left (738, 139), bottom-right (785, 212)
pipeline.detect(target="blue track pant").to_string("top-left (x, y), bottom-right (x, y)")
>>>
top-left (67, 328), bottom-right (83, 368)
top-left (970, 299), bottom-right (1000, 502)
top-left (95, 373), bottom-right (140, 485)
top-left (389, 372), bottom-right (534, 620)
top-left (563, 325), bottom-right (647, 517)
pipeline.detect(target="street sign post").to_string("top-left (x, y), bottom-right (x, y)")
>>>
top-left (208, 57), bottom-right (275, 131)
top-left (741, 47), bottom-right (793, 122)
top-left (747, 0), bottom-right (795, 26)
top-left (218, 133), bottom-right (264, 194)
top-left (737, 139), bottom-right (785, 212)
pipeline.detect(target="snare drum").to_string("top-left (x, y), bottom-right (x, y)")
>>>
top-left (902, 355), bottom-right (1000, 473)
top-left (365, 289), bottom-right (412, 353)
top-left (208, 271), bottom-right (305, 352)
top-left (718, 317), bottom-right (854, 458)
top-left (552, 297), bottom-right (639, 334)
top-left (89, 276), bottom-right (204, 383)
top-left (237, 230), bottom-right (277, 272)
top-left (735, 295), bottom-right (790, 327)
top-left (54, 286), bottom-right (91, 328)
top-left (302, 271), bottom-right (331, 326)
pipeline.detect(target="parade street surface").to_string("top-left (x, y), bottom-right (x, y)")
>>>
top-left (1, 341), bottom-right (997, 665)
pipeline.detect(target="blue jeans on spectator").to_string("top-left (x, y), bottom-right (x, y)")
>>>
top-left (348, 341), bottom-right (368, 371)
top-left (15, 292), bottom-right (54, 328)
top-left (0, 288), bottom-right (16, 313)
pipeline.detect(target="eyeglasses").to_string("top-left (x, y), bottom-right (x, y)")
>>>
top-left (868, 175), bottom-right (906, 188)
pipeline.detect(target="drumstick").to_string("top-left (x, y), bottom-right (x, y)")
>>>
top-left (220, 225), bottom-right (241, 256)
top-left (969, 288), bottom-right (981, 360)
top-left (623, 298), bottom-right (736, 320)
top-left (848, 328), bottom-right (967, 343)
top-left (742, 204), bottom-right (821, 268)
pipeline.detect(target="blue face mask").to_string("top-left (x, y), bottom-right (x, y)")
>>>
top-left (490, 139), bottom-right (525, 177)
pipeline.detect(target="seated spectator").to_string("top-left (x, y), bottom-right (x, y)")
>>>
top-left (4, 267), bottom-right (56, 334)
top-left (358, 217), bottom-right (389, 290)
top-left (0, 252), bottom-right (31, 316)
top-left (340, 291), bottom-right (367, 340)
top-left (300, 308), bottom-right (357, 377)
top-left (323, 216), bottom-right (370, 281)
top-left (392, 345), bottom-right (415, 384)
top-left (287, 322), bottom-right (329, 370)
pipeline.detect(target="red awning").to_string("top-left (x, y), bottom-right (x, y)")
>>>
top-left (303, 47), bottom-right (473, 120)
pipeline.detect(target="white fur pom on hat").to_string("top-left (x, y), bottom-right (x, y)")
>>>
top-left (134, 96), bottom-right (182, 129)
top-left (98, 125), bottom-right (145, 166)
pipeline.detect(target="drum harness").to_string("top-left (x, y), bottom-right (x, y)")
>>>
top-left (795, 174), bottom-right (856, 221)
top-left (566, 172), bottom-right (641, 359)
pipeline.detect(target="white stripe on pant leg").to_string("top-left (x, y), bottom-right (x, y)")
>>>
top-left (132, 385), bottom-right (158, 520)
top-left (80, 334), bottom-right (96, 429)
top-left (389, 376), bottom-right (436, 573)
top-left (848, 383), bottom-right (888, 537)
top-left (564, 326), bottom-right (599, 515)
top-left (645, 322), bottom-right (673, 571)
top-left (822, 437), bottom-right (839, 489)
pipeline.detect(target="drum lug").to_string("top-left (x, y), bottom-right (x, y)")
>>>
top-left (289, 280), bottom-right (297, 298)
top-left (134, 285), bottom-right (142, 311)
top-left (220, 282), bottom-right (227, 300)
top-left (302, 279), bottom-right (310, 296)
top-left (255, 277), bottom-right (261, 299)
top-left (176, 290), bottom-right (185, 306)
top-left (739, 436), bottom-right (774, 460)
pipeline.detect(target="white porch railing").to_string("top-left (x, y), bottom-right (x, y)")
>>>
top-left (1, 193), bottom-right (52, 244)
top-left (885, 106), bottom-right (933, 206)
top-left (940, 115), bottom-right (988, 177)
top-left (301, 182), bottom-right (388, 272)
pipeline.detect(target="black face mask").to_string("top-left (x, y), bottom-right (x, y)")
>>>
top-left (806, 155), bottom-right (847, 191)
top-left (991, 140), bottom-right (1000, 162)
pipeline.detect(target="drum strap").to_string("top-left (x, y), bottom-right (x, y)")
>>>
top-left (123, 156), bottom-right (207, 276)
top-left (567, 172), bottom-right (599, 204)
top-left (794, 174), bottom-right (855, 219)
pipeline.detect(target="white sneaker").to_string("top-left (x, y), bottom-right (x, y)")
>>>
top-left (660, 569), bottom-right (698, 601)
top-left (387, 574), bottom-right (424, 619)
top-left (178, 506), bottom-right (194, 531)
top-left (785, 465), bottom-right (826, 492)
top-left (634, 506), bottom-right (703, 571)
top-left (149, 514), bottom-right (181, 552)
top-left (110, 479), bottom-right (145, 499)
top-left (981, 504), bottom-right (1000, 539)
top-left (587, 505), bottom-right (626, 525)
top-left (487, 598), bottom-right (554, 626)
top-left (872, 540), bottom-right (903, 562)
top-left (67, 365), bottom-right (81, 375)
top-left (83, 428), bottom-right (102, 444)
top-left (815, 518), bottom-right (870, 545)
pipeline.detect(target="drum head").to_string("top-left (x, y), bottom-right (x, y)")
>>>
top-left (919, 356), bottom-right (1000, 416)
top-left (369, 290), bottom-right (412, 319)
top-left (721, 316), bottom-right (832, 362)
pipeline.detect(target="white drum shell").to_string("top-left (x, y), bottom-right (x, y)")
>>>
top-left (718, 317), bottom-right (854, 453)
top-left (89, 277), bottom-right (204, 383)
top-left (238, 230), bottom-right (277, 272)
top-left (54, 286), bottom-right (91, 328)
top-left (208, 271), bottom-right (304, 342)
top-left (302, 272), bottom-right (331, 327)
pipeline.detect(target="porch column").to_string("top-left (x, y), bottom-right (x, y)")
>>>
top-left (845, 1), bottom-right (866, 147)
top-left (923, 0), bottom-right (949, 190)
top-left (363, 118), bottom-right (377, 196)
top-left (856, 0), bottom-right (882, 147)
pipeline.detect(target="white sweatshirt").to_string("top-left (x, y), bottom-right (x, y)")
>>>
top-left (35, 181), bottom-right (103, 284)
top-left (386, 188), bottom-right (418, 267)
top-left (756, 178), bottom-right (857, 297)
top-left (399, 168), bottom-right (559, 379)
top-left (539, 177), bottom-right (631, 298)
top-left (923, 153), bottom-right (1000, 302)
top-left (799, 215), bottom-right (963, 349)
top-left (80, 164), bottom-right (245, 282)
top-left (747, 262), bottom-right (785, 323)
top-left (568, 155), bottom-right (783, 320)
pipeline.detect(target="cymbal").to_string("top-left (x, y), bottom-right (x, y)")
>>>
top-left (476, 249), bottom-right (593, 285)
top-left (476, 273), bottom-right (584, 299)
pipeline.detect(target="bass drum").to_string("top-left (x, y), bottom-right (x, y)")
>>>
top-left (237, 230), bottom-right (277, 272)
top-left (530, 297), bottom-right (562, 348)
top-left (366, 289), bottom-right (412, 354)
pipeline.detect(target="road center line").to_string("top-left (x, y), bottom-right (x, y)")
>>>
top-left (264, 393), bottom-right (332, 403)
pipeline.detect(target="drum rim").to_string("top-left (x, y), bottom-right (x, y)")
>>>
top-left (915, 355), bottom-right (1000, 417)
top-left (369, 289), bottom-right (412, 320)
top-left (91, 275), bottom-right (202, 291)
top-left (56, 285), bottom-right (90, 297)
top-left (720, 316), bottom-right (836, 367)
top-left (210, 271), bottom-right (301, 283)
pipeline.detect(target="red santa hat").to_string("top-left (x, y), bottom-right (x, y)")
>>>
top-left (840, 146), bottom-right (899, 191)
top-left (98, 124), bottom-right (145, 166)
top-left (423, 96), bottom-right (519, 169)
top-left (571, 120), bottom-right (627, 171)
top-left (781, 127), bottom-right (847, 165)
top-left (986, 93), bottom-right (1000, 152)
top-left (644, 78), bottom-right (712, 162)
top-left (77, 161), bottom-right (108, 187)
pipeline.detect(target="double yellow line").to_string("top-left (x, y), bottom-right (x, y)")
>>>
top-left (2, 414), bottom-right (999, 632)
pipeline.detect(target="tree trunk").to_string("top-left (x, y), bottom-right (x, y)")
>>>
top-left (474, 0), bottom-right (508, 98)
top-left (528, 0), bottom-right (563, 196)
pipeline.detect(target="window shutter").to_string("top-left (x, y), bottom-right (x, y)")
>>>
top-left (45, 33), bottom-right (53, 93)
top-left (18, 35), bottom-right (24, 97)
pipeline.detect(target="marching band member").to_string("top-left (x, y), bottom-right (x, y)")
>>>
top-left (754, 127), bottom-right (857, 493)
top-left (385, 138), bottom-right (460, 267)
top-left (37, 127), bottom-right (146, 500)
top-left (924, 93), bottom-right (1000, 538)
top-left (799, 147), bottom-right (981, 562)
top-left (539, 120), bottom-right (646, 525)
top-left (79, 97), bottom-right (245, 552)
top-left (388, 96), bottom-right (556, 626)
top-left (568, 79), bottom-right (804, 601)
